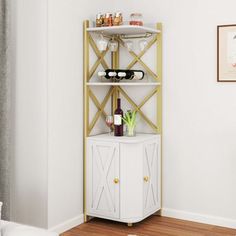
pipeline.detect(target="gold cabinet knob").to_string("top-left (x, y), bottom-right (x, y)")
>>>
top-left (114, 178), bottom-right (119, 184)
top-left (144, 176), bottom-right (149, 182)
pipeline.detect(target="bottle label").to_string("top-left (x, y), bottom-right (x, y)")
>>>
top-left (114, 114), bottom-right (122, 125)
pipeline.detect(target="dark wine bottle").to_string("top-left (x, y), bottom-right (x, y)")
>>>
top-left (114, 98), bottom-right (123, 136)
top-left (117, 70), bottom-right (144, 80)
top-left (98, 69), bottom-right (144, 81)
top-left (133, 70), bottom-right (145, 80)
top-left (117, 70), bottom-right (134, 80)
top-left (98, 69), bottom-right (117, 79)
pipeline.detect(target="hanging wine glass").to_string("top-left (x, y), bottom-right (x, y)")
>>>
top-left (125, 40), bottom-right (134, 52)
top-left (109, 39), bottom-right (118, 52)
top-left (139, 39), bottom-right (148, 52)
top-left (97, 34), bottom-right (108, 52)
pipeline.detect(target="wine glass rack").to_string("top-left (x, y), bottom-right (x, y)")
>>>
top-left (83, 20), bottom-right (162, 223)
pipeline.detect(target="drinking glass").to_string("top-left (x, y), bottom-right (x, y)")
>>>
top-left (109, 40), bottom-right (118, 52)
top-left (139, 39), bottom-right (148, 51)
top-left (125, 40), bottom-right (134, 52)
top-left (106, 115), bottom-right (113, 135)
top-left (97, 34), bottom-right (108, 52)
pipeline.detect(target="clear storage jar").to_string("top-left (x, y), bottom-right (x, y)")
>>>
top-left (96, 13), bottom-right (103, 27)
top-left (104, 13), bottom-right (113, 27)
top-left (129, 13), bottom-right (143, 26)
top-left (113, 12), bottom-right (123, 26)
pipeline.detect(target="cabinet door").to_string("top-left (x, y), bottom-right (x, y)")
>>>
top-left (87, 141), bottom-right (120, 219)
top-left (143, 138), bottom-right (161, 215)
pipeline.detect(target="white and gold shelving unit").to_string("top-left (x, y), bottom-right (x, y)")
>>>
top-left (83, 20), bottom-right (162, 226)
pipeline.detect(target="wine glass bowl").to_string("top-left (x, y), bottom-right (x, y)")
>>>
top-left (139, 39), bottom-right (148, 52)
top-left (109, 40), bottom-right (118, 52)
top-left (124, 40), bottom-right (134, 52)
top-left (97, 34), bottom-right (108, 52)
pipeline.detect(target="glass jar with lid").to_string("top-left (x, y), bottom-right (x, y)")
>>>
top-left (113, 12), bottom-right (123, 26)
top-left (129, 13), bottom-right (143, 26)
top-left (103, 13), bottom-right (113, 27)
top-left (96, 13), bottom-right (103, 27)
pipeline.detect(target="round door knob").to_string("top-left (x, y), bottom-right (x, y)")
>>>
top-left (144, 176), bottom-right (149, 182)
top-left (114, 178), bottom-right (119, 184)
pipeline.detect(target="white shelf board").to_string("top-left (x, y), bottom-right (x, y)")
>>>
top-left (87, 133), bottom-right (160, 143)
top-left (87, 25), bottom-right (160, 36)
top-left (86, 82), bottom-right (161, 86)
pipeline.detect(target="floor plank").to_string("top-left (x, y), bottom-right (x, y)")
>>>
top-left (61, 216), bottom-right (236, 236)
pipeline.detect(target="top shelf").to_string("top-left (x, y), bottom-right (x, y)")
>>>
top-left (87, 25), bottom-right (160, 36)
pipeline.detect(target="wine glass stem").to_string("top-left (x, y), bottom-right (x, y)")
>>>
top-left (110, 127), bottom-right (113, 135)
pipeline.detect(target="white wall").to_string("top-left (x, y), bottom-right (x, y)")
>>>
top-left (12, 0), bottom-right (108, 231)
top-left (11, 0), bottom-right (48, 228)
top-left (47, 0), bottom-right (110, 230)
top-left (12, 0), bottom-right (236, 231)
top-left (47, 0), bottom-right (236, 228)
top-left (111, 0), bottom-right (236, 228)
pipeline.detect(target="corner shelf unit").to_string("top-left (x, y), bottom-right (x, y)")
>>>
top-left (83, 20), bottom-right (162, 226)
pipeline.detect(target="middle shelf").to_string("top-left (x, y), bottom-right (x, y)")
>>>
top-left (86, 82), bottom-right (161, 86)
top-left (88, 132), bottom-right (160, 143)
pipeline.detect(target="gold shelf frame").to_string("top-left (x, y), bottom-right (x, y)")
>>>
top-left (83, 20), bottom-right (162, 222)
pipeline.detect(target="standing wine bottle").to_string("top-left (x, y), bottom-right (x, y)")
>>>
top-left (114, 98), bottom-right (123, 136)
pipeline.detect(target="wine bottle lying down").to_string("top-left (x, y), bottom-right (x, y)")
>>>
top-left (98, 69), bottom-right (145, 81)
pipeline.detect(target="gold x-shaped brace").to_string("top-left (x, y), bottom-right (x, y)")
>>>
top-left (117, 86), bottom-right (159, 132)
top-left (88, 87), bottom-right (114, 135)
top-left (118, 36), bottom-right (158, 81)
top-left (88, 34), bottom-right (109, 80)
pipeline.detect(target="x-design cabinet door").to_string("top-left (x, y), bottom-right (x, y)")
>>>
top-left (143, 138), bottom-right (160, 215)
top-left (87, 141), bottom-right (120, 219)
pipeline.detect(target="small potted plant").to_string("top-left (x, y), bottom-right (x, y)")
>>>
top-left (122, 110), bottom-right (137, 137)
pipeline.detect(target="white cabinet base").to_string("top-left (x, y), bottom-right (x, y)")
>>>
top-left (86, 133), bottom-right (161, 224)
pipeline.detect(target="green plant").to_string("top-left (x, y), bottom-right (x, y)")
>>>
top-left (122, 110), bottom-right (137, 136)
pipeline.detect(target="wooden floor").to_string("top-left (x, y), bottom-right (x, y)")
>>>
top-left (61, 216), bottom-right (236, 236)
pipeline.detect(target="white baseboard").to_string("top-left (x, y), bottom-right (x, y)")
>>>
top-left (48, 210), bottom-right (236, 233)
top-left (49, 214), bottom-right (84, 234)
top-left (162, 208), bottom-right (236, 229)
